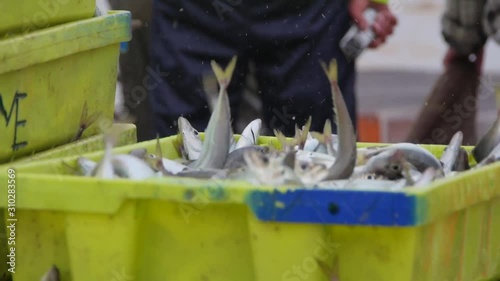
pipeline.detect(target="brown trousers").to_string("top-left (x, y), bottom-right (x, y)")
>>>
top-left (405, 57), bottom-right (480, 146)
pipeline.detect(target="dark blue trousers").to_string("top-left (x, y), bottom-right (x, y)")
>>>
top-left (149, 0), bottom-right (357, 137)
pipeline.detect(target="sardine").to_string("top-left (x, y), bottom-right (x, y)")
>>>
top-left (146, 134), bottom-right (188, 175)
top-left (319, 59), bottom-right (357, 180)
top-left (472, 112), bottom-right (500, 163)
top-left (234, 118), bottom-right (262, 150)
top-left (40, 265), bottom-right (59, 281)
top-left (362, 149), bottom-right (405, 180)
top-left (359, 143), bottom-right (442, 172)
top-left (189, 56), bottom-right (236, 169)
top-left (477, 141), bottom-right (500, 167)
top-left (440, 131), bottom-right (463, 176)
top-left (453, 147), bottom-right (470, 171)
top-left (178, 116), bottom-right (203, 161)
top-left (112, 154), bottom-right (157, 179)
top-left (129, 148), bottom-right (148, 159)
top-left (77, 157), bottom-right (97, 176)
top-left (413, 167), bottom-right (438, 187)
top-left (223, 145), bottom-right (270, 170)
top-left (294, 160), bottom-right (329, 187)
top-left (243, 149), bottom-right (297, 185)
top-left (91, 132), bottom-right (117, 179)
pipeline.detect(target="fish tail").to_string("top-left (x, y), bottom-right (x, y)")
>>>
top-left (211, 56), bottom-right (238, 88)
top-left (319, 59), bottom-right (338, 83)
top-left (274, 129), bottom-right (288, 150)
top-left (301, 116), bottom-right (312, 144)
top-left (311, 132), bottom-right (325, 144)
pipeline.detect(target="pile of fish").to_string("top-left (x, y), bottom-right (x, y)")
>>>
top-left (74, 56), bottom-right (500, 190)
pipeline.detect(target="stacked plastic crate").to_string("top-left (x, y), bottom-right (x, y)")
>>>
top-left (0, 2), bottom-right (133, 279)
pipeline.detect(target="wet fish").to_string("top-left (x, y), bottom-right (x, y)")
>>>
top-left (178, 116), bottom-right (203, 161)
top-left (440, 131), bottom-right (463, 175)
top-left (40, 265), bottom-right (59, 281)
top-left (129, 148), bottom-right (148, 159)
top-left (477, 141), bottom-right (500, 167)
top-left (472, 112), bottom-right (500, 163)
top-left (189, 56), bottom-right (236, 170)
top-left (295, 150), bottom-right (336, 168)
top-left (361, 149), bottom-right (405, 180)
top-left (413, 167), bottom-right (439, 187)
top-left (319, 59), bottom-right (357, 180)
top-left (243, 149), bottom-right (297, 185)
top-left (77, 157), bottom-right (97, 176)
top-left (294, 160), bottom-right (329, 187)
top-left (223, 145), bottom-right (270, 170)
top-left (112, 154), bottom-right (157, 179)
top-left (146, 135), bottom-right (188, 175)
top-left (359, 143), bottom-right (442, 173)
top-left (91, 132), bottom-right (117, 179)
top-left (234, 118), bottom-right (262, 150)
top-left (453, 147), bottom-right (470, 171)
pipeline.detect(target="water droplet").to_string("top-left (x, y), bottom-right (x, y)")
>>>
top-left (321, 13), bottom-right (325, 19)
top-left (179, 8), bottom-right (184, 12)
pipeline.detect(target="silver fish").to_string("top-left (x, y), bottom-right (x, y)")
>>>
top-left (243, 149), bottom-right (297, 186)
top-left (295, 150), bottom-right (336, 168)
top-left (362, 149), bottom-right (406, 180)
top-left (223, 145), bottom-right (270, 170)
top-left (360, 143), bottom-right (442, 173)
top-left (234, 118), bottom-right (262, 151)
top-left (477, 141), bottom-right (500, 167)
top-left (472, 112), bottom-right (500, 163)
top-left (91, 132), bottom-right (117, 179)
top-left (178, 116), bottom-right (202, 161)
top-left (440, 131), bottom-right (463, 176)
top-left (129, 148), bottom-right (148, 159)
top-left (294, 160), bottom-right (329, 187)
top-left (112, 154), bottom-right (157, 179)
top-left (319, 59), bottom-right (357, 180)
top-left (189, 56), bottom-right (236, 170)
top-left (452, 147), bottom-right (470, 171)
top-left (413, 167), bottom-right (438, 187)
top-left (77, 157), bottom-right (97, 177)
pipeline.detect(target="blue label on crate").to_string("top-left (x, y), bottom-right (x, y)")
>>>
top-left (246, 189), bottom-right (418, 226)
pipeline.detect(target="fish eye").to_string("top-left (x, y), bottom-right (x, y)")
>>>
top-left (391, 164), bottom-right (399, 171)
top-left (263, 157), bottom-right (269, 164)
top-left (300, 163), bottom-right (308, 170)
top-left (194, 130), bottom-right (199, 136)
top-left (367, 174), bottom-right (374, 179)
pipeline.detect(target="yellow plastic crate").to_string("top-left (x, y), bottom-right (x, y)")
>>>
top-left (0, 10), bottom-right (132, 163)
top-left (0, 0), bottom-right (96, 36)
top-left (0, 122), bottom-right (137, 276)
top-left (1, 136), bottom-right (499, 281)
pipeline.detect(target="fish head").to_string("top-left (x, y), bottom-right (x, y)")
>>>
top-left (178, 116), bottom-right (202, 159)
top-left (294, 160), bottom-right (329, 186)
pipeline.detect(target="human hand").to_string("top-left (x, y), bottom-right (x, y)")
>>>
top-left (443, 47), bottom-right (484, 74)
top-left (348, 0), bottom-right (398, 48)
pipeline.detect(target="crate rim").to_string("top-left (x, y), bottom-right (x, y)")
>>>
top-left (1, 134), bottom-right (499, 228)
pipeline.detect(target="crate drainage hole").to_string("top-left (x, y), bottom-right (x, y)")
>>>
top-left (328, 203), bottom-right (339, 215)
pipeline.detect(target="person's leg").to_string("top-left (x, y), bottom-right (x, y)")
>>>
top-left (149, 0), bottom-right (249, 137)
top-left (250, 0), bottom-right (357, 137)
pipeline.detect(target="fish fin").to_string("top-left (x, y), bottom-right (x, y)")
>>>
top-left (311, 132), bottom-right (325, 143)
top-left (154, 133), bottom-right (164, 169)
top-left (301, 116), bottom-right (312, 144)
top-left (320, 59), bottom-right (338, 83)
top-left (211, 56), bottom-right (237, 88)
top-left (324, 119), bottom-right (332, 138)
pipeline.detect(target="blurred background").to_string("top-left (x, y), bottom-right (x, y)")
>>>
top-left (108, 0), bottom-right (500, 143)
